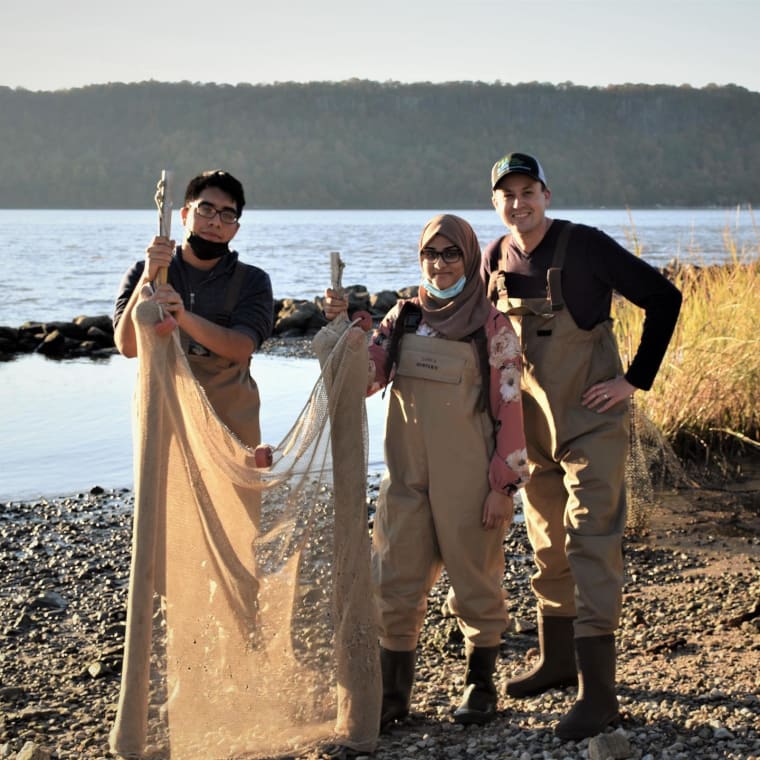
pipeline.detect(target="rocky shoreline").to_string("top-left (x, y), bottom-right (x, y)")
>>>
top-left (0, 285), bottom-right (399, 362)
top-left (1, 260), bottom-right (749, 362)
top-left (1, 474), bottom-right (759, 760)
top-left (0, 258), bottom-right (713, 361)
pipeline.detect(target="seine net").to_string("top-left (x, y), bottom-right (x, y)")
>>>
top-left (109, 299), bottom-right (380, 759)
top-left (625, 395), bottom-right (688, 534)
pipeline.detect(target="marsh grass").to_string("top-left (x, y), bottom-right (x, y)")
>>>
top-left (614, 207), bottom-right (760, 473)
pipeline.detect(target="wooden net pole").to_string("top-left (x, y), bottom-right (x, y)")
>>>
top-left (153, 170), bottom-right (173, 286)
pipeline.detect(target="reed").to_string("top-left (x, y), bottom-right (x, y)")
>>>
top-left (614, 206), bottom-right (760, 466)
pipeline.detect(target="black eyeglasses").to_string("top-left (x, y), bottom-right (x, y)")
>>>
top-left (191, 201), bottom-right (239, 225)
top-left (420, 245), bottom-right (463, 264)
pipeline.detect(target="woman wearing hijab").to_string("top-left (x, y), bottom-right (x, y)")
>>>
top-left (324, 214), bottom-right (529, 728)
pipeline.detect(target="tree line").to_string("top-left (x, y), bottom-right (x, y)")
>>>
top-left (0, 80), bottom-right (758, 209)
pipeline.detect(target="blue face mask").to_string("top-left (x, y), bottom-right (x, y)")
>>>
top-left (422, 275), bottom-right (466, 300)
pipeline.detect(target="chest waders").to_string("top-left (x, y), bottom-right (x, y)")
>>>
top-left (372, 333), bottom-right (508, 725)
top-left (492, 227), bottom-right (625, 738)
top-left (492, 227), bottom-right (629, 637)
top-left (181, 263), bottom-right (262, 450)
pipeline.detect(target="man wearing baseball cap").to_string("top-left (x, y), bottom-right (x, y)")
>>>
top-left (482, 152), bottom-right (682, 740)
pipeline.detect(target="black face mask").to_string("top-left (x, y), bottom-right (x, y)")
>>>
top-left (188, 233), bottom-right (230, 261)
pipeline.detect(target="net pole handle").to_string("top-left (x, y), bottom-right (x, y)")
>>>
top-left (329, 251), bottom-right (349, 321)
top-left (154, 170), bottom-right (173, 287)
top-left (330, 251), bottom-right (345, 296)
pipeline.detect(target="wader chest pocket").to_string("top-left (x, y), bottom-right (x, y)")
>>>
top-left (396, 349), bottom-right (464, 384)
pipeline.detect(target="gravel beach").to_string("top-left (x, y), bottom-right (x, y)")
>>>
top-left (1, 455), bottom-right (758, 760)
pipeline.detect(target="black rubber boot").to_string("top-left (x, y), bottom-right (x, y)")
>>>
top-left (319, 744), bottom-right (369, 760)
top-left (453, 645), bottom-right (500, 725)
top-left (555, 634), bottom-right (619, 740)
top-left (506, 614), bottom-right (577, 698)
top-left (380, 647), bottom-right (416, 730)
top-left (320, 744), bottom-right (364, 759)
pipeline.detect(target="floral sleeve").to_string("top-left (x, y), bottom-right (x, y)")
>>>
top-left (486, 308), bottom-right (530, 493)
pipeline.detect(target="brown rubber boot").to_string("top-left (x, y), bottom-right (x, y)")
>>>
top-left (380, 647), bottom-right (416, 730)
top-left (507, 614), bottom-right (577, 698)
top-left (555, 634), bottom-right (620, 740)
top-left (453, 644), bottom-right (500, 725)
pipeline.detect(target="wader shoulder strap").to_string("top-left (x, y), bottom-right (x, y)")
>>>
top-left (486, 236), bottom-right (510, 303)
top-left (385, 301), bottom-right (422, 378)
top-left (495, 234), bottom-right (510, 272)
top-left (547, 222), bottom-right (574, 312)
top-left (216, 262), bottom-right (247, 326)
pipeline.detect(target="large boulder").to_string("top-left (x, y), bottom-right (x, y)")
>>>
top-left (274, 300), bottom-right (327, 336)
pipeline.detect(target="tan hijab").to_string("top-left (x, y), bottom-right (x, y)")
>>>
top-left (417, 214), bottom-right (492, 340)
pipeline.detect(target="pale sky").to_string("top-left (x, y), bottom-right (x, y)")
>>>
top-left (2, 0), bottom-right (759, 93)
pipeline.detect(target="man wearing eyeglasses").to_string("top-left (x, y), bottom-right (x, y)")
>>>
top-left (113, 169), bottom-right (274, 447)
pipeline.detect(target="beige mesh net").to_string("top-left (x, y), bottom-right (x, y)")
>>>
top-left (109, 299), bottom-right (380, 759)
top-left (625, 395), bottom-right (689, 535)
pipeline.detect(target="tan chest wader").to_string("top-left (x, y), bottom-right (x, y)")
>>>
top-left (182, 263), bottom-right (262, 450)
top-left (492, 227), bottom-right (629, 637)
top-left (372, 333), bottom-right (508, 651)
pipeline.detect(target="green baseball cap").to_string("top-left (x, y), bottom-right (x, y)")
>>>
top-left (491, 152), bottom-right (547, 190)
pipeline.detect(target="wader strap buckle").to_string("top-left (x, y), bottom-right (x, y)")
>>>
top-left (547, 267), bottom-right (563, 311)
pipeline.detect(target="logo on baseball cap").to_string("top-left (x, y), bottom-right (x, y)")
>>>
top-left (491, 153), bottom-right (547, 190)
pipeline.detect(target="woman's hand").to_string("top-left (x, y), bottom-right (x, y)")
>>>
top-left (482, 489), bottom-right (514, 530)
top-left (582, 375), bottom-right (637, 413)
top-left (323, 288), bottom-right (349, 321)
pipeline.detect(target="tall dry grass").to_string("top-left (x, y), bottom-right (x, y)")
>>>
top-left (614, 207), bottom-right (760, 465)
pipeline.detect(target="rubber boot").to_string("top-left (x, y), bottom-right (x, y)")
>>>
top-left (380, 647), bottom-right (416, 729)
top-left (506, 614), bottom-right (577, 698)
top-left (555, 634), bottom-right (619, 740)
top-left (453, 644), bottom-right (500, 725)
top-left (320, 745), bottom-right (363, 759)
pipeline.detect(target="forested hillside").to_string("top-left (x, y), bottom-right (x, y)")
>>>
top-left (0, 80), bottom-right (757, 209)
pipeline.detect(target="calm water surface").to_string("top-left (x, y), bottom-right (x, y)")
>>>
top-left (2, 207), bottom-right (757, 326)
top-left (0, 352), bottom-right (388, 501)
